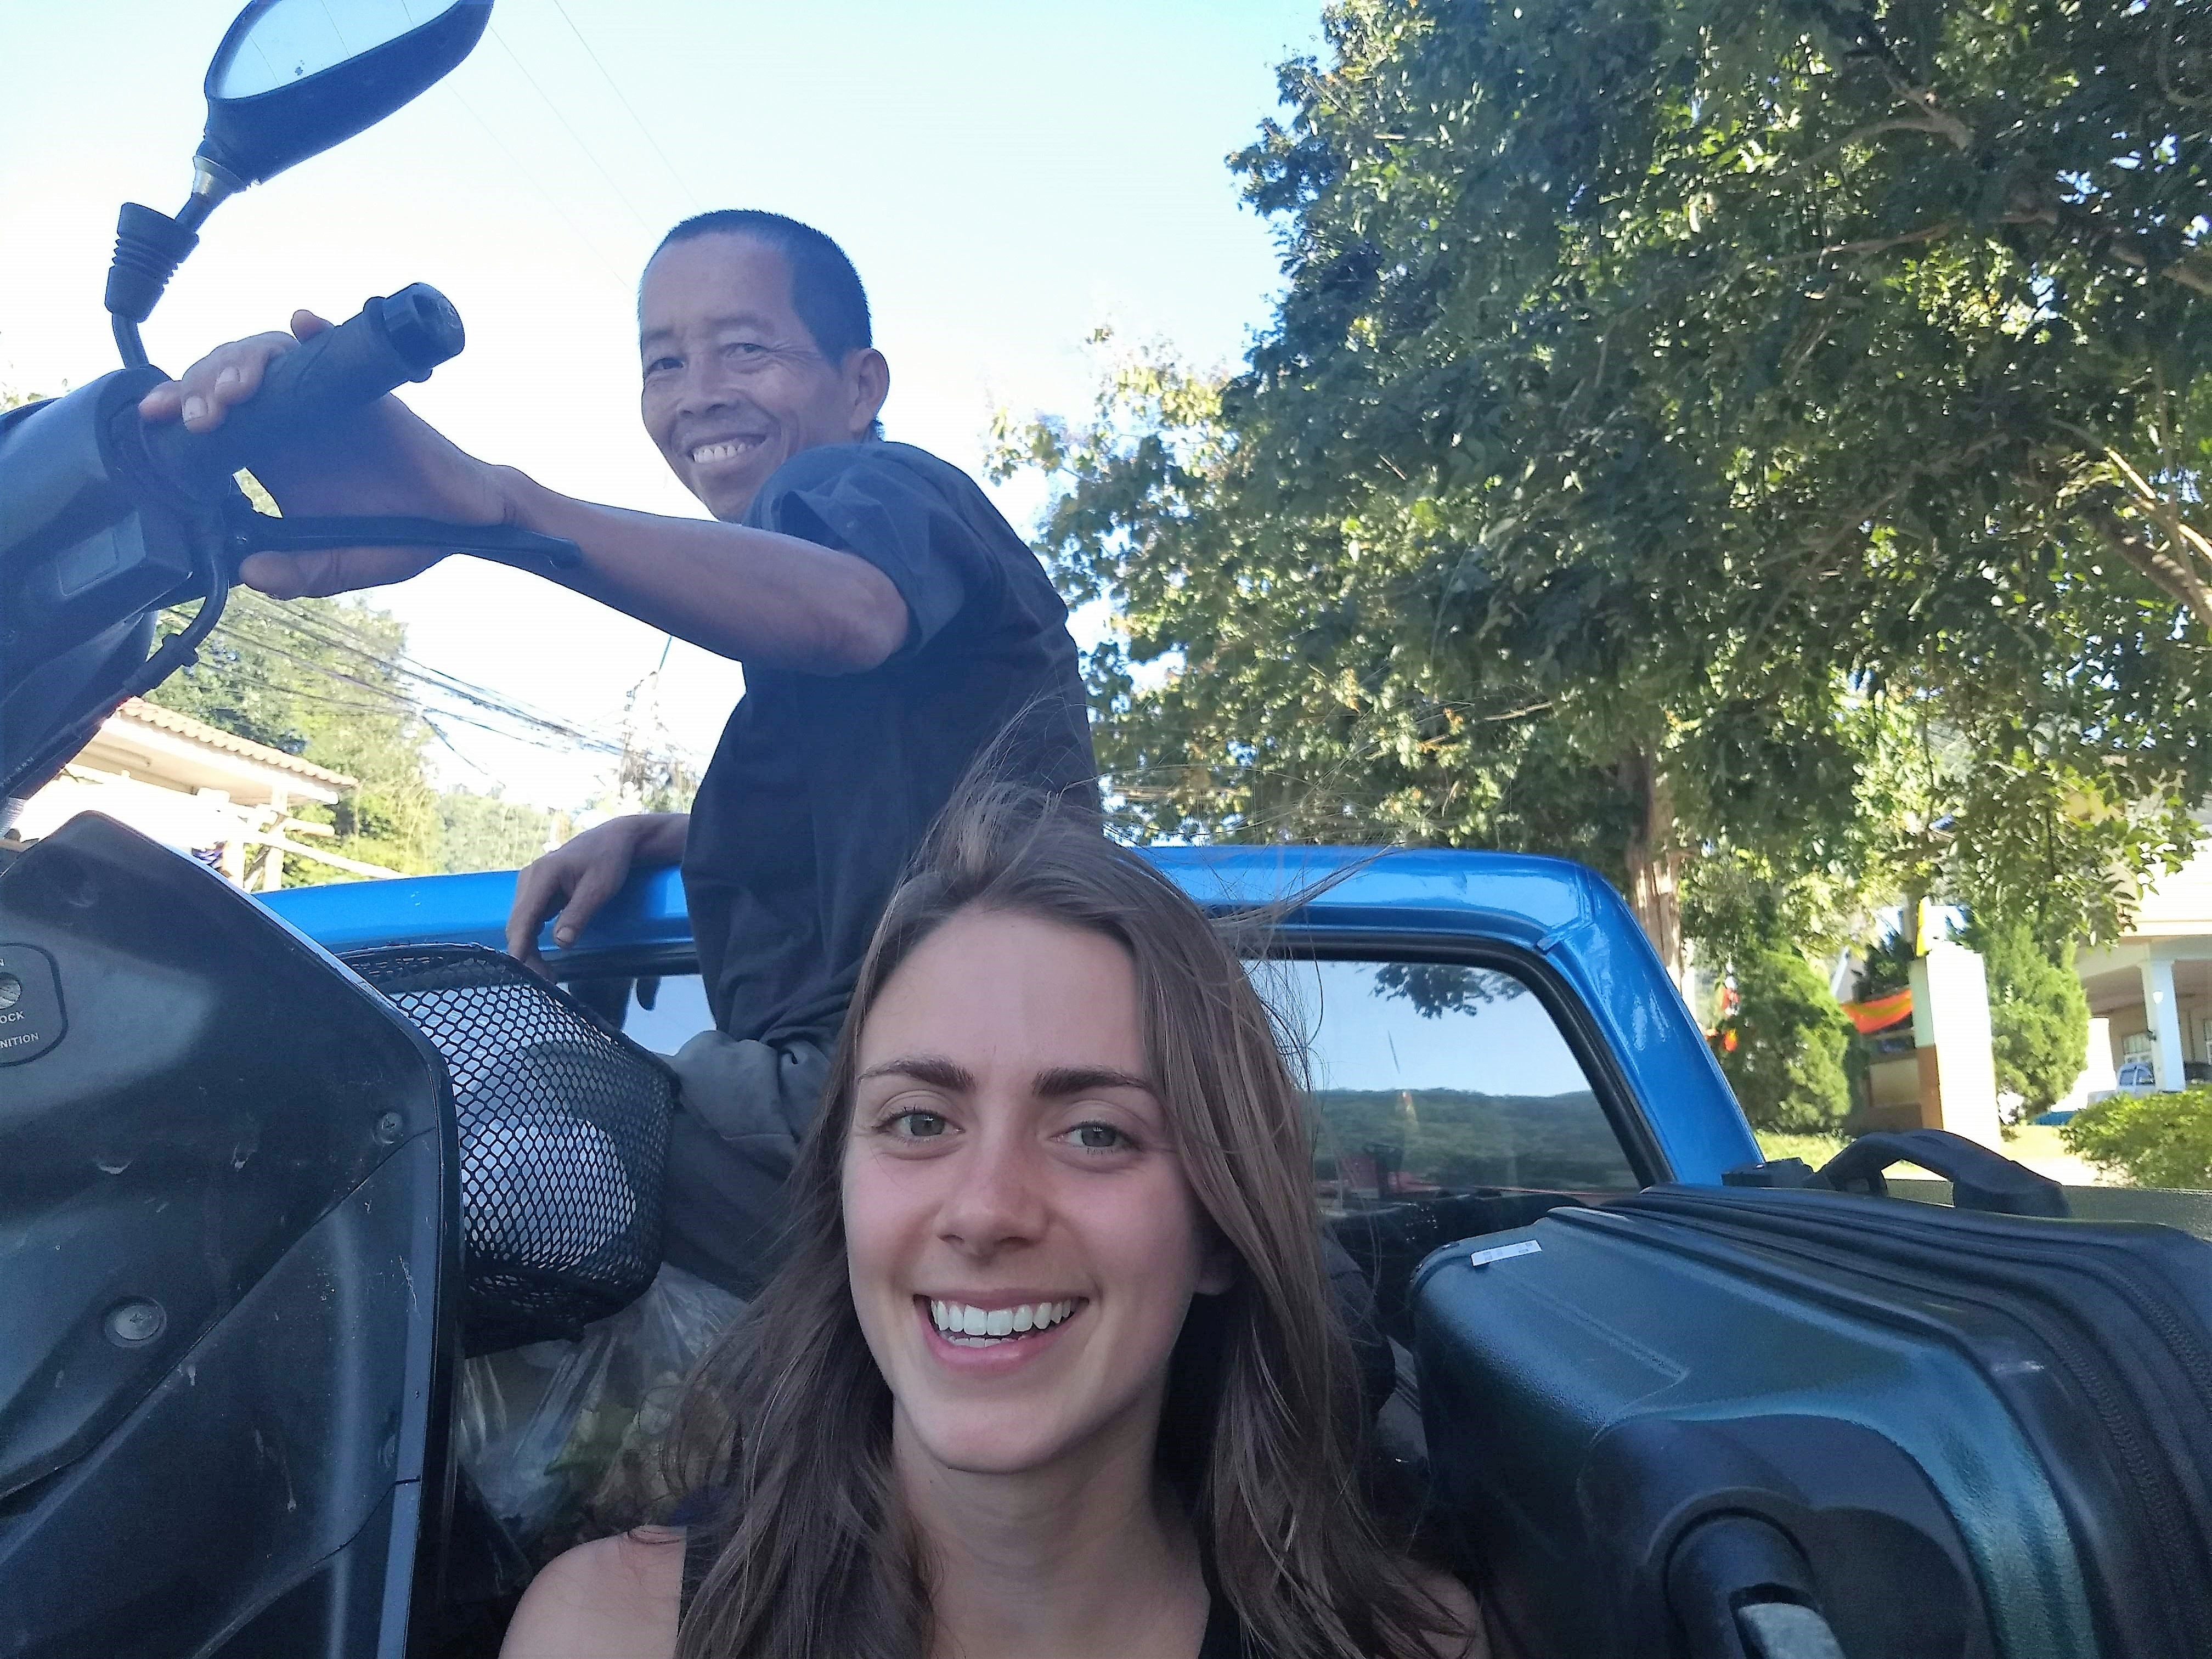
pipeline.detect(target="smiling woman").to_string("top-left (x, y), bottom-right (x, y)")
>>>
top-left (499, 785), bottom-right (1483, 1659)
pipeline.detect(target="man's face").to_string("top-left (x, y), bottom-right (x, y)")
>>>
top-left (638, 233), bottom-right (889, 521)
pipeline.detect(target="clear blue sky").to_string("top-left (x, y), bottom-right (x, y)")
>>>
top-left (1, 0), bottom-right (1321, 806)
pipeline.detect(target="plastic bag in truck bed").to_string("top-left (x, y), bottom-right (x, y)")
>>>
top-left (453, 1263), bottom-right (747, 1562)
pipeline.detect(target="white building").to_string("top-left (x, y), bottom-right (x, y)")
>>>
top-left (8, 698), bottom-right (394, 887)
top-left (2075, 834), bottom-right (2212, 1093)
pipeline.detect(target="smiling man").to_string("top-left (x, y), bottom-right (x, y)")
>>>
top-left (582, 211), bottom-right (1099, 1295)
top-left (140, 209), bottom-right (1096, 1296)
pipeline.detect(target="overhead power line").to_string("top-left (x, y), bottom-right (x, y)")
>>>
top-left (231, 591), bottom-right (618, 738)
top-left (441, 82), bottom-right (633, 295)
top-left (219, 594), bottom-right (634, 758)
top-left (211, 618), bottom-right (625, 759)
top-left (168, 652), bottom-right (530, 792)
top-left (487, 22), bottom-right (661, 238)
top-left (547, 0), bottom-right (703, 215)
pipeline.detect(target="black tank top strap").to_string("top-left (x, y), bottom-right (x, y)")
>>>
top-left (1198, 1553), bottom-right (1265, 1658)
top-left (678, 1523), bottom-right (718, 1625)
top-left (1197, 1591), bottom-right (1249, 1658)
top-left (667, 1487), bottom-right (725, 1626)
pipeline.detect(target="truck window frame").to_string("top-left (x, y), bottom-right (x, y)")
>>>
top-left (1253, 930), bottom-right (1670, 1191)
top-left (556, 925), bottom-right (1671, 1193)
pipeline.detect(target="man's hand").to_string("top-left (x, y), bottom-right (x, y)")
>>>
top-left (137, 309), bottom-right (512, 599)
top-left (506, 812), bottom-right (690, 977)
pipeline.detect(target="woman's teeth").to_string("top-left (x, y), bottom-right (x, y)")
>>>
top-left (929, 1299), bottom-right (1077, 1345)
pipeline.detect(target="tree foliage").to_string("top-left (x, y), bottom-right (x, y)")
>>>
top-left (995, 0), bottom-right (2212, 973)
top-left (1959, 913), bottom-right (2091, 1113)
top-left (149, 596), bottom-right (441, 878)
top-left (439, 787), bottom-right (561, 873)
top-left (148, 594), bottom-right (557, 879)
top-left (1313, 1086), bottom-right (1635, 1190)
top-left (1711, 919), bottom-right (1858, 1131)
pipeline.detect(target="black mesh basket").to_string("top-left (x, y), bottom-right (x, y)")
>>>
top-left (341, 944), bottom-right (675, 1355)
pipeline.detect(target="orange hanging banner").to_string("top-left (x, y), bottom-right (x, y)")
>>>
top-left (1839, 987), bottom-right (1913, 1035)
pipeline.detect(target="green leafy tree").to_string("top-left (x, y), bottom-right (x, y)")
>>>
top-left (439, 788), bottom-right (562, 874)
top-left (1959, 915), bottom-right (2091, 1114)
top-left (150, 594), bottom-right (444, 879)
top-left (995, 0), bottom-right (2212, 977)
top-left (1711, 921), bottom-right (1858, 1132)
top-left (1855, 923), bottom-right (1919, 1000)
top-left (1312, 1087), bottom-right (1635, 1191)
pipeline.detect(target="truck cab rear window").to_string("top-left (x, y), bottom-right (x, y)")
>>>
top-left (586, 951), bottom-right (1634, 1200)
top-left (1254, 956), bottom-right (1635, 1200)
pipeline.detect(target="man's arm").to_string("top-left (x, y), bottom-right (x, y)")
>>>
top-left (139, 315), bottom-right (909, 675)
top-left (495, 470), bottom-right (906, 673)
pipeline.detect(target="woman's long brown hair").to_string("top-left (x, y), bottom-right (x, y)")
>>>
top-left (668, 786), bottom-right (1458, 1659)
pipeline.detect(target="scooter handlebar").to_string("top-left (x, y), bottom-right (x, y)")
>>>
top-left (134, 284), bottom-right (465, 500)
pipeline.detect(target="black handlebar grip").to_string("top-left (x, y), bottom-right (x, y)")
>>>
top-left (133, 284), bottom-right (465, 501)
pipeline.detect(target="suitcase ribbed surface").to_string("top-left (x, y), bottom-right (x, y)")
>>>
top-left (1615, 1188), bottom-right (2212, 1658)
top-left (1414, 1186), bottom-right (2212, 1658)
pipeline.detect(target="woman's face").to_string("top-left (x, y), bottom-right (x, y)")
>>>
top-left (842, 906), bottom-right (1232, 1479)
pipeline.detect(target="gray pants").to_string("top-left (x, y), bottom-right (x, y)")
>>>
top-left (659, 1031), bottom-right (831, 1299)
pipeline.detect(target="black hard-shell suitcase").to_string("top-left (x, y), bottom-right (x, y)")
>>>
top-left (1413, 1131), bottom-right (2212, 1659)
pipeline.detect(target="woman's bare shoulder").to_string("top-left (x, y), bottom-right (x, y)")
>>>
top-left (499, 1526), bottom-right (686, 1659)
top-left (1409, 1566), bottom-right (1488, 1659)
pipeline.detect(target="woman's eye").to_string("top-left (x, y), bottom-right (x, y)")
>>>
top-left (1066, 1121), bottom-right (1127, 1152)
top-left (889, 1109), bottom-right (949, 1140)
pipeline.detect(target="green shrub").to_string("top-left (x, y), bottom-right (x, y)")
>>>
top-left (2063, 1087), bottom-right (2212, 1190)
top-left (1960, 918), bottom-right (2090, 1115)
top-left (1713, 936), bottom-right (1856, 1133)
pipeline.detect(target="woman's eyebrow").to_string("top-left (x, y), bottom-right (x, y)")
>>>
top-left (855, 1054), bottom-right (974, 1091)
top-left (1032, 1065), bottom-right (1156, 1099)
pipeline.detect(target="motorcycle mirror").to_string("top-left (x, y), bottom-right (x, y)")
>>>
top-left (195, 0), bottom-right (493, 198)
top-left (104, 0), bottom-right (492, 366)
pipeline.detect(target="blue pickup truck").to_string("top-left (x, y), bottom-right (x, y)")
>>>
top-left (3, 816), bottom-right (1767, 1657)
top-left (12, 806), bottom-right (2212, 1659)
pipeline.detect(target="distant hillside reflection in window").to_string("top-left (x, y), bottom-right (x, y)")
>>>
top-left (1252, 957), bottom-right (1634, 1201)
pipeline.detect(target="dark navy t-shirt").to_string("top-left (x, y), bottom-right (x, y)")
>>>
top-left (680, 441), bottom-right (1094, 1045)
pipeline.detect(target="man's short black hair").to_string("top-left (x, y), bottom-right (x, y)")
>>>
top-left (647, 210), bottom-right (873, 365)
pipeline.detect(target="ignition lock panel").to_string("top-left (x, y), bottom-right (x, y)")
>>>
top-left (0, 943), bottom-right (65, 1064)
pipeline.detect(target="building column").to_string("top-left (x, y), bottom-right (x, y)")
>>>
top-left (1908, 941), bottom-right (2005, 1147)
top-left (2141, 954), bottom-right (2187, 1092)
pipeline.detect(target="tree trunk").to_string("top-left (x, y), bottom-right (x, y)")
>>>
top-left (1620, 746), bottom-right (1690, 1000)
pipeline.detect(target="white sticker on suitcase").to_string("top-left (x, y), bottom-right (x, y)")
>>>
top-left (1468, 1239), bottom-right (1543, 1268)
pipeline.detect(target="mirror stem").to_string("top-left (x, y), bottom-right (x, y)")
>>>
top-left (180, 155), bottom-right (245, 233)
top-left (112, 317), bottom-right (149, 371)
top-left (104, 205), bottom-right (197, 368)
top-left (104, 157), bottom-right (234, 371)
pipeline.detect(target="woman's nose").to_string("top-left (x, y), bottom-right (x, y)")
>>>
top-left (937, 1128), bottom-right (1047, 1253)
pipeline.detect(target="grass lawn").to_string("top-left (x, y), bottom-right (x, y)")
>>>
top-left (1753, 1131), bottom-right (1851, 1168)
top-left (2002, 1123), bottom-right (2074, 1164)
top-left (1750, 1121), bottom-right (2109, 1186)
